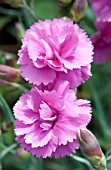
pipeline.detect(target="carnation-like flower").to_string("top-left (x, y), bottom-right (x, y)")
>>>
top-left (14, 80), bottom-right (91, 158)
top-left (91, 19), bottom-right (111, 64)
top-left (90, 0), bottom-right (111, 22)
top-left (18, 18), bottom-right (93, 88)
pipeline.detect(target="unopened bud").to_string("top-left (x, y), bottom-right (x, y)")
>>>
top-left (1, 120), bottom-right (13, 133)
top-left (57, 0), bottom-right (72, 7)
top-left (16, 148), bottom-right (30, 159)
top-left (0, 64), bottom-right (20, 81)
top-left (5, 55), bottom-right (14, 67)
top-left (70, 0), bottom-right (87, 22)
top-left (78, 128), bottom-right (107, 170)
top-left (0, 0), bottom-right (22, 8)
top-left (15, 22), bottom-right (25, 40)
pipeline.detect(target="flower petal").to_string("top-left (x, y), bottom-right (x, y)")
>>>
top-left (20, 64), bottom-right (56, 85)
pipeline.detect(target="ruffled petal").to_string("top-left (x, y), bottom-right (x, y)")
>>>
top-left (20, 64), bottom-right (56, 85)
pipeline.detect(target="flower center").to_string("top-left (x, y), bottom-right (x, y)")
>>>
top-left (39, 102), bottom-right (58, 130)
top-left (54, 56), bottom-right (58, 60)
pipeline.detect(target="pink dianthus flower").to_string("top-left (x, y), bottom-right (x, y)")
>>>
top-left (14, 80), bottom-right (91, 158)
top-left (18, 18), bottom-right (93, 88)
top-left (91, 19), bottom-right (111, 64)
top-left (90, 0), bottom-right (111, 22)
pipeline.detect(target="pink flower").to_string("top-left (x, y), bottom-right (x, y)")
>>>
top-left (18, 18), bottom-right (93, 88)
top-left (14, 80), bottom-right (91, 158)
top-left (90, 0), bottom-right (111, 22)
top-left (91, 19), bottom-right (111, 64)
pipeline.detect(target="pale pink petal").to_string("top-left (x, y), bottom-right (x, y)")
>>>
top-left (58, 69), bottom-right (83, 88)
top-left (27, 88), bottom-right (42, 112)
top-left (52, 140), bottom-right (79, 158)
top-left (20, 64), bottom-right (56, 85)
top-left (24, 128), bottom-right (52, 148)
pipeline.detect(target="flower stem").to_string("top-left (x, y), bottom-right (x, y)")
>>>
top-left (0, 93), bottom-right (15, 125)
top-left (89, 80), bottom-right (110, 137)
top-left (0, 143), bottom-right (18, 159)
top-left (70, 153), bottom-right (93, 169)
top-left (21, 0), bottom-right (37, 22)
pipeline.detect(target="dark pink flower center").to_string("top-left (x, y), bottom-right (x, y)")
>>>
top-left (39, 102), bottom-right (58, 130)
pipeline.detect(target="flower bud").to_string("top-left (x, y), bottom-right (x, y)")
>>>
top-left (77, 128), bottom-right (107, 170)
top-left (57, 0), bottom-right (72, 7)
top-left (1, 120), bottom-right (13, 133)
top-left (70, 0), bottom-right (87, 22)
top-left (5, 55), bottom-right (14, 67)
top-left (16, 148), bottom-right (30, 159)
top-left (0, 64), bottom-right (20, 81)
top-left (15, 22), bottom-right (25, 40)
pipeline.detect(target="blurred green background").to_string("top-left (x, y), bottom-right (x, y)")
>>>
top-left (0, 0), bottom-right (111, 170)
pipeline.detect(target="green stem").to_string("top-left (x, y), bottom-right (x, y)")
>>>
top-left (89, 80), bottom-right (110, 136)
top-left (21, 0), bottom-right (37, 21)
top-left (70, 154), bottom-right (93, 169)
top-left (0, 79), bottom-right (27, 92)
top-left (0, 143), bottom-right (18, 159)
top-left (105, 148), bottom-right (111, 156)
top-left (0, 93), bottom-right (15, 125)
top-left (13, 83), bottom-right (27, 92)
top-left (0, 6), bottom-right (20, 16)
top-left (106, 155), bottom-right (111, 162)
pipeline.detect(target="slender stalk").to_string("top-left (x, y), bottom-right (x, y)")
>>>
top-left (106, 155), bottom-right (111, 162)
top-left (105, 148), bottom-right (111, 156)
top-left (70, 154), bottom-right (93, 169)
top-left (0, 79), bottom-right (27, 92)
top-left (21, 0), bottom-right (37, 21)
top-left (89, 80), bottom-right (110, 137)
top-left (0, 93), bottom-right (15, 125)
top-left (0, 6), bottom-right (20, 16)
top-left (0, 143), bottom-right (18, 159)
